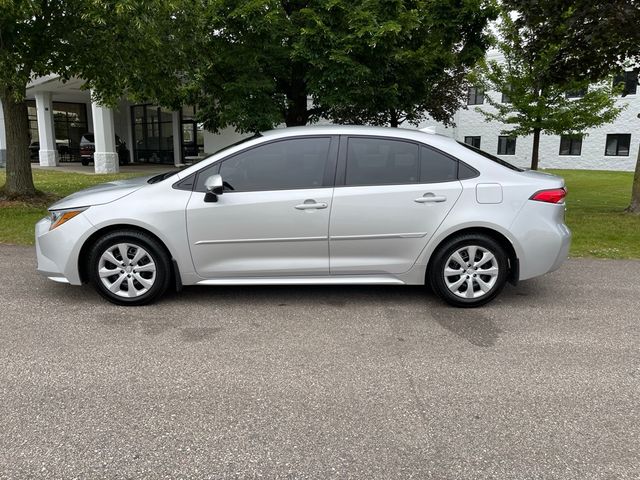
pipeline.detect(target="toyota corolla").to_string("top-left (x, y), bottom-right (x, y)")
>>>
top-left (35, 126), bottom-right (571, 307)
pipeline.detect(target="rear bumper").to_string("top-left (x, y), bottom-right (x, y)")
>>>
top-left (35, 214), bottom-right (95, 285)
top-left (548, 223), bottom-right (572, 273)
top-left (511, 202), bottom-right (572, 281)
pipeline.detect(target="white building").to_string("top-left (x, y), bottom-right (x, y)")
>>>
top-left (0, 68), bottom-right (638, 172)
top-left (425, 52), bottom-right (639, 172)
top-left (0, 75), bottom-right (246, 173)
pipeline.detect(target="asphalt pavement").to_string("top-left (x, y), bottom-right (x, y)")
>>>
top-left (0, 244), bottom-right (638, 479)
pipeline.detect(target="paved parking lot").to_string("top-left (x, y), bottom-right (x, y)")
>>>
top-left (0, 244), bottom-right (638, 479)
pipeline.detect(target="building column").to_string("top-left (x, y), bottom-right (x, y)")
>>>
top-left (172, 111), bottom-right (182, 167)
top-left (90, 94), bottom-right (118, 174)
top-left (0, 100), bottom-right (6, 167)
top-left (34, 91), bottom-right (58, 167)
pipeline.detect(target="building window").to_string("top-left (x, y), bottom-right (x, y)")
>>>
top-left (25, 100), bottom-right (88, 161)
top-left (26, 102), bottom-right (39, 144)
top-left (605, 134), bottom-right (631, 156)
top-left (497, 136), bottom-right (516, 155)
top-left (464, 136), bottom-right (481, 149)
top-left (613, 71), bottom-right (638, 96)
top-left (501, 91), bottom-right (510, 103)
top-left (467, 87), bottom-right (484, 105)
top-left (566, 88), bottom-right (587, 99)
top-left (559, 135), bottom-right (582, 155)
top-left (181, 106), bottom-right (205, 160)
top-left (131, 104), bottom-right (175, 164)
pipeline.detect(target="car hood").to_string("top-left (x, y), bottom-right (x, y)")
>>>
top-left (49, 176), bottom-right (152, 211)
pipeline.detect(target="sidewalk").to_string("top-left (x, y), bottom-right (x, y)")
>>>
top-left (31, 162), bottom-right (175, 175)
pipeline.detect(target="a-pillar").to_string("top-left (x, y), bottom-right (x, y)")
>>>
top-left (91, 95), bottom-right (118, 174)
top-left (34, 91), bottom-right (58, 166)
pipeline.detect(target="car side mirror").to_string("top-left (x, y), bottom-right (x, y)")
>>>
top-left (204, 174), bottom-right (224, 202)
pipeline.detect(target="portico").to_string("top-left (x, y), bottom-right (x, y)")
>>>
top-left (0, 75), bottom-right (247, 173)
top-left (25, 75), bottom-right (131, 174)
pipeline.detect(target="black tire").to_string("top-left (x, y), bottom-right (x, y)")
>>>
top-left (88, 230), bottom-right (171, 306)
top-left (429, 233), bottom-right (508, 308)
top-left (81, 159), bottom-right (89, 166)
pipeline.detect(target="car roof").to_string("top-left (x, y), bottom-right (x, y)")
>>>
top-left (260, 125), bottom-right (457, 149)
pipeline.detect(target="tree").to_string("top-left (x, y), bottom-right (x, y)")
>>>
top-left (298, 0), bottom-right (497, 128)
top-left (189, 0), bottom-right (497, 133)
top-left (474, 14), bottom-right (624, 170)
top-left (502, 0), bottom-right (639, 86)
top-left (0, 0), bottom-right (83, 196)
top-left (73, 0), bottom-right (198, 110)
top-left (501, 0), bottom-right (640, 210)
top-left (0, 0), bottom-right (194, 197)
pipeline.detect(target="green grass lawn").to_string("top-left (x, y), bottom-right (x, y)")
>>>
top-left (545, 169), bottom-right (639, 258)
top-left (1, 168), bottom-right (638, 258)
top-left (0, 169), bottom-right (138, 245)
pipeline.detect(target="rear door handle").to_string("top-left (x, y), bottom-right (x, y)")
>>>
top-left (295, 200), bottom-right (328, 210)
top-left (415, 193), bottom-right (447, 203)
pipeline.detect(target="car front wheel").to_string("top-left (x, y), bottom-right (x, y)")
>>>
top-left (88, 231), bottom-right (171, 306)
top-left (429, 233), bottom-right (508, 308)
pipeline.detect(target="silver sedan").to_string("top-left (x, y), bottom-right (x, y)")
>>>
top-left (35, 126), bottom-right (571, 307)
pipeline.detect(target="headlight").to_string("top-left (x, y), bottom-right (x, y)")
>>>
top-left (49, 207), bottom-right (89, 231)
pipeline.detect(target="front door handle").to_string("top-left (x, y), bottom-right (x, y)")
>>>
top-left (295, 200), bottom-right (328, 210)
top-left (415, 193), bottom-right (447, 203)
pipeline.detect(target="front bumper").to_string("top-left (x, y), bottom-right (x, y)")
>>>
top-left (35, 214), bottom-right (96, 285)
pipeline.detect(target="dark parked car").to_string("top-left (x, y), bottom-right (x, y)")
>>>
top-left (29, 140), bottom-right (70, 162)
top-left (80, 133), bottom-right (130, 166)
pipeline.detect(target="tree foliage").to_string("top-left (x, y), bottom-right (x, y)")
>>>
top-left (74, 0), bottom-right (197, 109)
top-left (503, 0), bottom-right (640, 210)
top-left (0, 0), bottom-right (84, 195)
top-left (0, 0), bottom-right (192, 196)
top-left (189, 0), bottom-right (497, 133)
top-left (474, 13), bottom-right (624, 170)
top-left (297, 0), bottom-right (497, 128)
top-left (502, 0), bottom-right (640, 85)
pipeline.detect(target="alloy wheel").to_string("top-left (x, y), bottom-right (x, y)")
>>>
top-left (443, 245), bottom-right (499, 299)
top-left (98, 243), bottom-right (157, 298)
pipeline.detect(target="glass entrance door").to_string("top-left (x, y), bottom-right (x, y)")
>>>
top-left (131, 104), bottom-right (174, 164)
top-left (181, 106), bottom-right (204, 162)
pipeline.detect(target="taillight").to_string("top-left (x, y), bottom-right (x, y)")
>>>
top-left (530, 188), bottom-right (567, 204)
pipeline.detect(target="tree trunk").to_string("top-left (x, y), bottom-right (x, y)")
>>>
top-left (389, 109), bottom-right (399, 128)
top-left (284, 95), bottom-right (308, 127)
top-left (626, 143), bottom-right (640, 214)
top-left (1, 89), bottom-right (36, 196)
top-left (284, 62), bottom-right (309, 127)
top-left (530, 127), bottom-right (541, 170)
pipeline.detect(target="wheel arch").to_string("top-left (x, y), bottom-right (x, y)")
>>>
top-left (425, 226), bottom-right (520, 286)
top-left (78, 223), bottom-right (182, 289)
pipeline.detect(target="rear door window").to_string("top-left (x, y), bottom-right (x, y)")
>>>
top-left (345, 138), bottom-right (419, 186)
top-left (420, 146), bottom-right (458, 183)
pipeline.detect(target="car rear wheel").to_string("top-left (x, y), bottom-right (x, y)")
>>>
top-left (429, 233), bottom-right (508, 308)
top-left (88, 230), bottom-right (171, 306)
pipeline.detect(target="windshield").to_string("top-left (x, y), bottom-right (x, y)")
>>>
top-left (212, 133), bottom-right (262, 155)
top-left (147, 166), bottom-right (188, 184)
top-left (457, 141), bottom-right (523, 171)
top-left (146, 133), bottom-right (263, 184)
